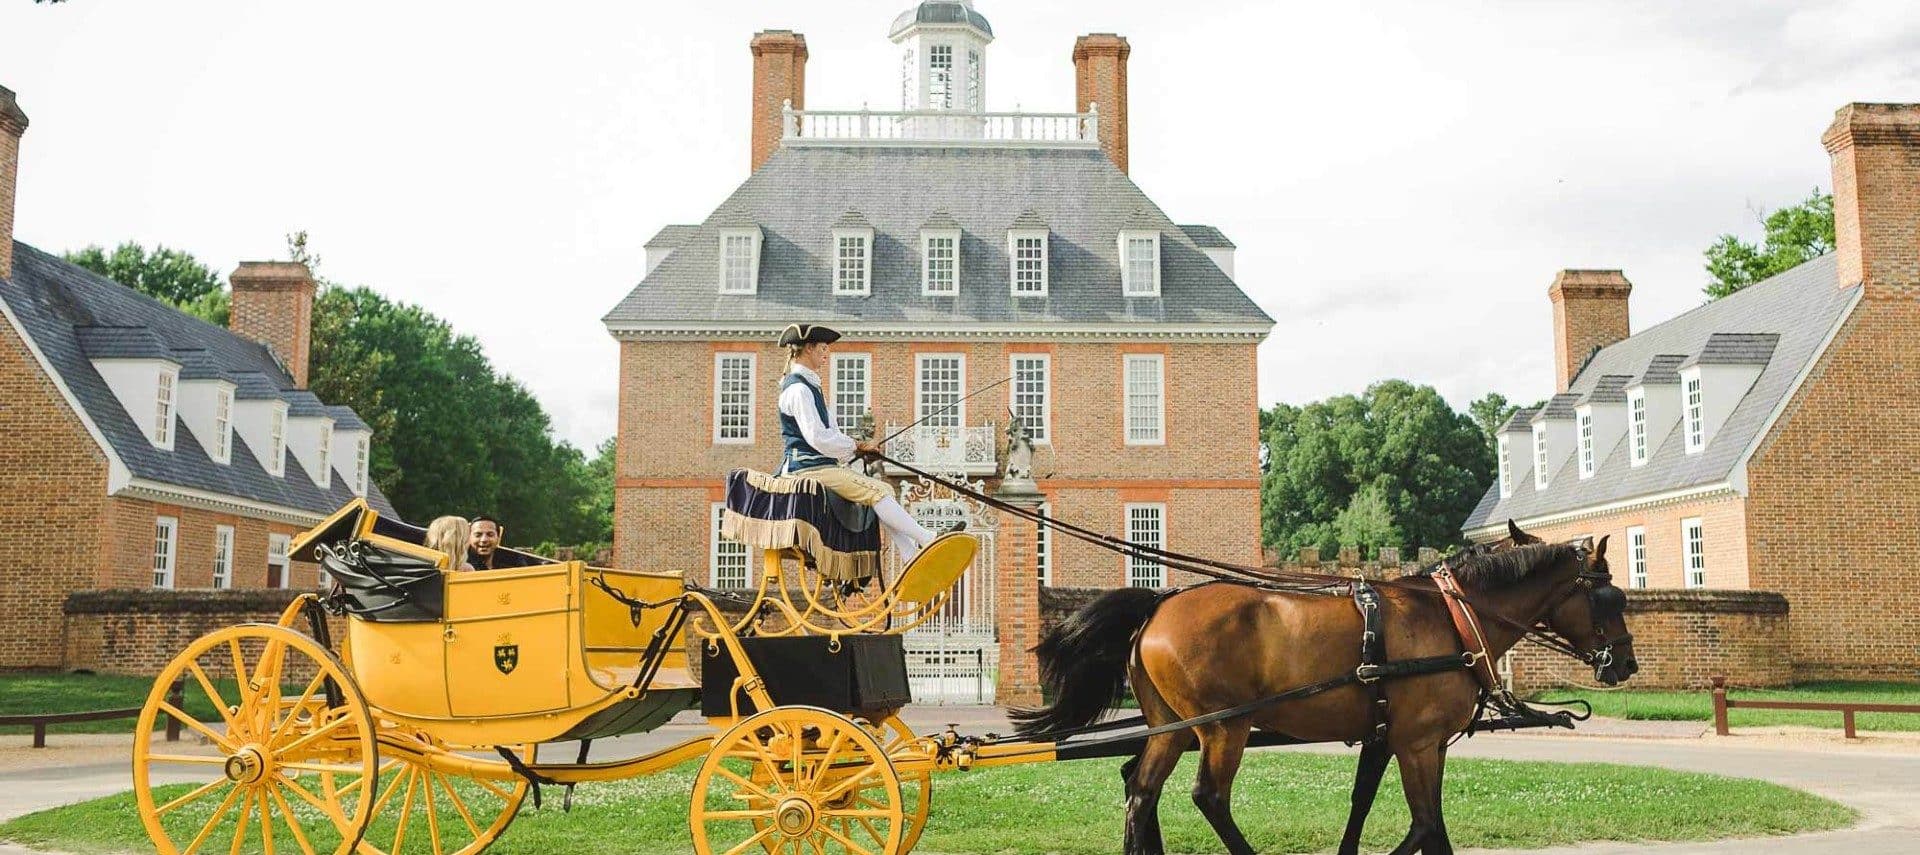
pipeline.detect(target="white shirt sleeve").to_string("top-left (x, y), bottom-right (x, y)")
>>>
top-left (780, 382), bottom-right (857, 463)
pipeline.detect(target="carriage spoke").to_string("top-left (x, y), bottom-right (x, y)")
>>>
top-left (469, 774), bottom-right (515, 801)
top-left (371, 766), bottom-right (410, 816)
top-left (809, 731), bottom-right (849, 790)
top-left (258, 785), bottom-right (277, 855)
top-left (720, 825), bottom-right (778, 855)
top-left (434, 772), bottom-right (484, 839)
top-left (269, 787), bottom-right (318, 855)
top-left (157, 779), bottom-right (231, 816)
top-left (274, 714), bottom-right (352, 757)
top-left (226, 789), bottom-right (253, 855)
top-left (183, 785), bottom-right (244, 855)
top-left (146, 752), bottom-right (227, 766)
top-left (816, 820), bottom-right (875, 855)
top-left (854, 816), bottom-right (886, 848)
top-left (268, 671), bottom-right (330, 746)
top-left (422, 765), bottom-right (445, 855)
top-left (815, 761), bottom-right (883, 804)
top-left (713, 765), bottom-right (777, 803)
top-left (188, 662), bottom-right (240, 732)
top-left (819, 809), bottom-right (894, 819)
top-left (277, 774), bottom-right (346, 827)
top-left (281, 760), bottom-right (373, 775)
top-left (746, 740), bottom-right (787, 794)
top-left (157, 700), bottom-right (238, 752)
top-left (392, 767), bottom-right (420, 853)
top-left (808, 836), bottom-right (826, 855)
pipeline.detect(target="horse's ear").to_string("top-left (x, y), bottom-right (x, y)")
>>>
top-left (1594, 535), bottom-right (1609, 560)
top-left (1507, 519), bottom-right (1543, 544)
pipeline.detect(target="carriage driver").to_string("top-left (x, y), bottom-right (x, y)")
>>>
top-left (776, 323), bottom-right (940, 563)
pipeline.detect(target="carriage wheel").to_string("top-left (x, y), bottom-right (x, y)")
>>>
top-left (692, 706), bottom-right (907, 855)
top-left (867, 716), bottom-right (930, 854)
top-left (336, 730), bottom-right (533, 855)
top-left (133, 623), bottom-right (379, 855)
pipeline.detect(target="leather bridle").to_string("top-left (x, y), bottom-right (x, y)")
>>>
top-left (1430, 543), bottom-right (1632, 689)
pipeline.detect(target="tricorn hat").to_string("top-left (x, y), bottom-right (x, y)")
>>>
top-left (777, 323), bottom-right (842, 347)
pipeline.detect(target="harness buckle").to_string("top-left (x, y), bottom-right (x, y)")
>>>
top-left (1356, 664), bottom-right (1382, 684)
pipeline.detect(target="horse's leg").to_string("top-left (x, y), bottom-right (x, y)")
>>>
top-left (1384, 741), bottom-right (1446, 855)
top-left (1191, 719), bottom-right (1257, 855)
top-left (1426, 746), bottom-right (1454, 855)
top-left (1337, 738), bottom-right (1392, 855)
top-left (1124, 729), bottom-right (1190, 855)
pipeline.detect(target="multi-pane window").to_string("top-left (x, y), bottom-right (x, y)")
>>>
top-left (1683, 518), bottom-right (1705, 588)
top-left (928, 44), bottom-right (953, 109)
top-left (965, 49), bottom-right (982, 111)
top-left (154, 370), bottom-right (175, 446)
top-left (354, 437), bottom-right (370, 496)
top-left (1497, 435), bottom-right (1512, 498)
top-left (1124, 354), bottom-right (1164, 445)
top-left (1577, 410), bottom-right (1595, 478)
top-left (1532, 423), bottom-right (1549, 489)
top-left (1684, 377), bottom-right (1704, 452)
top-left (1123, 236), bottom-right (1159, 296)
top-left (1036, 501), bottom-right (1051, 586)
top-left (152, 516), bottom-right (177, 589)
top-left (1628, 389), bottom-right (1648, 466)
top-left (831, 354), bottom-right (870, 431)
top-left (211, 388), bottom-right (233, 462)
top-left (1126, 504), bottom-right (1166, 588)
top-left (316, 422), bottom-right (333, 487)
top-left (1011, 355), bottom-right (1050, 442)
top-left (714, 354), bottom-right (755, 443)
top-left (923, 233), bottom-right (958, 294)
top-left (1012, 235), bottom-right (1046, 294)
top-left (916, 355), bottom-right (964, 429)
top-left (711, 504), bottom-right (751, 588)
top-left (267, 407), bottom-right (286, 475)
top-left (212, 525), bottom-right (234, 590)
top-left (835, 233), bottom-right (870, 295)
top-left (721, 233), bottom-right (757, 294)
top-left (1626, 526), bottom-right (1647, 590)
top-left (268, 533), bottom-right (291, 589)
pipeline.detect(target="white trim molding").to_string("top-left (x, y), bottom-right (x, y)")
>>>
top-left (832, 225), bottom-right (874, 296)
top-left (921, 227), bottom-right (962, 296)
top-left (0, 293), bottom-right (135, 491)
top-left (1463, 481), bottom-right (1738, 541)
top-left (607, 322), bottom-right (1272, 342)
top-left (117, 478), bottom-right (328, 526)
top-left (717, 227), bottom-right (763, 295)
top-left (1008, 228), bottom-right (1049, 296)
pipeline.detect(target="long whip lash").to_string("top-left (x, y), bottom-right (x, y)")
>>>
top-left (875, 375), bottom-right (1012, 447)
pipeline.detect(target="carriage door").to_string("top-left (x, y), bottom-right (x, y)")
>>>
top-left (896, 474), bottom-right (997, 704)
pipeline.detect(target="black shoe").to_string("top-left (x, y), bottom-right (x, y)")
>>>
top-left (946, 521), bottom-right (968, 533)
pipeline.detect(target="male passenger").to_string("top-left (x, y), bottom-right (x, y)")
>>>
top-left (467, 514), bottom-right (537, 569)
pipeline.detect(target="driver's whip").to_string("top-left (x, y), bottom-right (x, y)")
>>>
top-left (874, 375), bottom-right (1011, 447)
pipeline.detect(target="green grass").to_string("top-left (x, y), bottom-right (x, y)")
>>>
top-left (1533, 681), bottom-right (1920, 733)
top-left (0, 752), bottom-right (1853, 854)
top-left (0, 671), bottom-right (283, 737)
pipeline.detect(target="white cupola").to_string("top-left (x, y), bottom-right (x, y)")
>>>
top-left (891, 1), bottom-right (993, 113)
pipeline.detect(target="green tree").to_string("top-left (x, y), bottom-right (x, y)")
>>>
top-left (1467, 392), bottom-right (1516, 456)
top-left (1704, 189), bottom-right (1835, 299)
top-left (1331, 483), bottom-right (1401, 558)
top-left (1261, 380), bottom-right (1492, 556)
top-left (64, 242), bottom-right (228, 324)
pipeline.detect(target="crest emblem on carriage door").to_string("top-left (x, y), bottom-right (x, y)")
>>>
top-left (493, 643), bottom-right (519, 675)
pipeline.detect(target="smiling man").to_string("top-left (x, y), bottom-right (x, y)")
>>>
top-left (467, 514), bottom-right (537, 570)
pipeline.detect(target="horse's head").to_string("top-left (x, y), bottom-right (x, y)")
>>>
top-left (1539, 536), bottom-right (1638, 685)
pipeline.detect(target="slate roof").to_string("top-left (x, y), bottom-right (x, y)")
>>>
top-left (1178, 224), bottom-right (1235, 249)
top-left (643, 224), bottom-right (698, 249)
top-left (889, 1), bottom-right (993, 39)
top-left (1, 242), bottom-right (398, 520)
top-left (1683, 332), bottom-right (1780, 367)
top-left (1499, 407), bottom-right (1538, 433)
top-left (604, 146), bottom-right (1273, 330)
top-left (1580, 374), bottom-right (1635, 405)
top-left (1464, 253), bottom-right (1859, 532)
top-left (1636, 354), bottom-right (1688, 385)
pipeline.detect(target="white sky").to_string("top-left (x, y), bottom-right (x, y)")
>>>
top-left (6, 0), bottom-right (1919, 449)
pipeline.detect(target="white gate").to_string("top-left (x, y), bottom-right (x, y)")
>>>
top-left (894, 473), bottom-right (998, 704)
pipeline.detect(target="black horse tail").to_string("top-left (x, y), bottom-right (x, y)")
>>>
top-left (1009, 586), bottom-right (1163, 739)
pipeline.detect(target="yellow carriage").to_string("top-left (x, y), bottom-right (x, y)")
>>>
top-left (132, 491), bottom-right (983, 855)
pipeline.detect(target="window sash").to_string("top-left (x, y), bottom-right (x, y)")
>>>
top-left (714, 354), bottom-right (756, 443)
top-left (711, 504), bottom-right (751, 588)
top-left (1683, 518), bottom-right (1705, 588)
top-left (835, 235), bottom-right (869, 294)
top-left (1124, 355), bottom-right (1164, 444)
top-left (152, 516), bottom-right (177, 589)
top-left (1036, 501), bottom-right (1051, 586)
top-left (1629, 393), bottom-right (1647, 464)
top-left (722, 234), bottom-right (756, 294)
top-left (317, 423), bottom-right (333, 486)
top-left (268, 533), bottom-right (291, 590)
top-left (1627, 526), bottom-right (1647, 590)
top-left (355, 438), bottom-right (370, 495)
top-left (1011, 355), bottom-right (1050, 442)
top-left (1124, 237), bottom-right (1157, 296)
top-left (1685, 378), bottom-right (1704, 451)
top-left (1533, 424), bottom-right (1549, 489)
top-left (916, 355), bottom-right (965, 429)
top-left (212, 526), bottom-right (234, 590)
top-left (155, 371), bottom-right (175, 445)
top-left (928, 45), bottom-right (953, 109)
top-left (268, 408), bottom-right (285, 474)
top-left (212, 389), bottom-right (232, 461)
top-left (1012, 236), bottom-right (1046, 294)
top-left (1578, 412), bottom-right (1595, 477)
top-left (923, 234), bottom-right (957, 294)
top-left (1497, 436), bottom-right (1511, 497)
top-left (1126, 504), bottom-right (1165, 588)
top-left (966, 49), bottom-right (982, 111)
top-left (831, 354), bottom-right (870, 431)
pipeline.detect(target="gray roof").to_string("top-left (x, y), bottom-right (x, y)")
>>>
top-left (1465, 253), bottom-right (1858, 532)
top-left (1580, 374), bottom-right (1635, 405)
top-left (833, 210), bottom-right (873, 230)
top-left (74, 326), bottom-right (170, 360)
top-left (284, 390), bottom-right (330, 418)
top-left (1635, 354), bottom-right (1688, 385)
top-left (230, 371), bottom-right (284, 401)
top-left (1, 242), bottom-right (398, 519)
top-left (603, 146), bottom-right (1272, 330)
top-left (171, 348), bottom-right (230, 382)
top-left (889, 1), bottom-right (992, 39)
top-left (1178, 224), bottom-right (1235, 249)
top-left (921, 210), bottom-right (960, 231)
top-left (644, 224), bottom-right (698, 249)
top-left (327, 405), bottom-right (370, 432)
top-left (1532, 392), bottom-right (1580, 421)
top-left (1499, 407), bottom-right (1539, 433)
top-left (1682, 332), bottom-right (1780, 367)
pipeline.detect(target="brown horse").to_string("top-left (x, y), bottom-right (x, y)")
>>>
top-left (1012, 538), bottom-right (1636, 855)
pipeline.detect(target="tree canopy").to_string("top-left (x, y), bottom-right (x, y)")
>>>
top-left (65, 242), bottom-right (229, 325)
top-left (1261, 380), bottom-right (1493, 557)
top-left (1703, 189), bottom-right (1835, 299)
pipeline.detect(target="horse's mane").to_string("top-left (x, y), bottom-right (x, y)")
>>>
top-left (1413, 542), bottom-right (1576, 589)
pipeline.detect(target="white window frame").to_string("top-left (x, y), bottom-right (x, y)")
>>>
top-left (1626, 526), bottom-right (1647, 590)
top-left (268, 533), bottom-right (292, 590)
top-left (354, 437), bottom-right (370, 496)
top-left (212, 525), bottom-right (234, 590)
top-left (315, 421), bottom-right (333, 489)
top-left (713, 353), bottom-right (756, 444)
top-left (915, 353), bottom-right (966, 429)
top-left (1532, 422), bottom-right (1549, 490)
top-left (1577, 407), bottom-right (1596, 479)
top-left (1010, 354), bottom-right (1051, 443)
top-left (1123, 354), bottom-right (1165, 446)
top-left (1036, 500), bottom-right (1051, 586)
top-left (830, 353), bottom-right (871, 432)
top-left (710, 503), bottom-right (752, 588)
top-left (927, 43), bottom-right (954, 109)
top-left (1683, 373), bottom-right (1704, 454)
top-left (1682, 517), bottom-right (1705, 589)
top-left (965, 48), bottom-right (982, 112)
top-left (1497, 434), bottom-right (1512, 499)
top-left (152, 516), bottom-right (178, 589)
top-left (153, 367), bottom-right (177, 449)
top-left (1118, 230), bottom-right (1161, 297)
top-left (717, 227), bottom-right (762, 295)
top-left (1628, 387), bottom-right (1648, 467)
top-left (922, 229), bottom-right (961, 295)
top-left (266, 405), bottom-right (287, 477)
top-left (211, 387), bottom-right (233, 464)
top-left (1125, 503), bottom-right (1166, 588)
top-left (832, 227), bottom-right (873, 296)
top-left (1008, 229), bottom-right (1048, 295)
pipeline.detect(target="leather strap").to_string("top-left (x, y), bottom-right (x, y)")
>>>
top-left (1432, 570), bottom-right (1503, 692)
top-left (1351, 581), bottom-right (1390, 742)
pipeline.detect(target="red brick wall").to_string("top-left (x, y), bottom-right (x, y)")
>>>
top-left (1547, 270), bottom-right (1631, 393)
top-left (749, 31), bottom-right (807, 173)
top-left (1506, 589), bottom-right (1790, 692)
top-left (100, 498), bottom-right (320, 591)
top-left (63, 589), bottom-right (343, 679)
top-left (228, 262), bottom-right (314, 390)
top-left (1482, 493), bottom-right (1750, 590)
top-left (1072, 34), bottom-right (1130, 174)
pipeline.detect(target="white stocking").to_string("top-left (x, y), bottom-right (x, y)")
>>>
top-left (875, 495), bottom-right (936, 564)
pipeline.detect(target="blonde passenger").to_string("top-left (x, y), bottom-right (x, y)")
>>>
top-left (425, 516), bottom-right (476, 571)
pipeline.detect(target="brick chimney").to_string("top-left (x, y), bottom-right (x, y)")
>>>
top-left (1823, 103), bottom-right (1920, 300)
top-left (229, 261), bottom-right (316, 389)
top-left (0, 86), bottom-right (28, 281)
top-left (749, 30), bottom-right (807, 173)
top-left (1073, 33), bottom-right (1130, 174)
top-left (1548, 269), bottom-right (1632, 392)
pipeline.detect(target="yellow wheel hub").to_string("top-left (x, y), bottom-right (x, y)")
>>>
top-left (774, 796), bottom-right (816, 837)
top-left (691, 706), bottom-right (908, 855)
top-left (221, 745), bottom-right (271, 785)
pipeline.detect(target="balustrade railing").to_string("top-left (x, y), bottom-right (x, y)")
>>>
top-left (782, 101), bottom-right (1098, 148)
top-left (881, 423), bottom-right (998, 475)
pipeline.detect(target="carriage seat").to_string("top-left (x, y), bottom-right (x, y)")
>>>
top-left (720, 468), bottom-right (880, 582)
top-left (316, 540), bottom-right (445, 622)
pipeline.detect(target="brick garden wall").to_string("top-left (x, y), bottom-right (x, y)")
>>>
top-left (63, 589), bottom-right (345, 679)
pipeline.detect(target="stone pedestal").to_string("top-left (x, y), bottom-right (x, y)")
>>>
top-left (992, 481), bottom-right (1045, 707)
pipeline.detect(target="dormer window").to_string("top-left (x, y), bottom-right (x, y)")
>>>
top-left (718, 227), bottom-right (762, 295)
top-left (315, 421), bottom-right (333, 488)
top-left (1533, 422), bottom-right (1549, 490)
top-left (1009, 231), bottom-right (1047, 295)
top-left (1628, 387), bottom-right (1648, 466)
top-left (153, 369), bottom-right (177, 448)
top-left (923, 229), bottom-right (960, 295)
top-left (1684, 375), bottom-right (1704, 453)
top-left (212, 388), bottom-right (233, 463)
top-left (835, 233), bottom-right (870, 294)
top-left (267, 406), bottom-right (286, 476)
top-left (1497, 435), bottom-right (1512, 499)
top-left (1119, 230), bottom-right (1161, 297)
top-left (1577, 407), bottom-right (1596, 479)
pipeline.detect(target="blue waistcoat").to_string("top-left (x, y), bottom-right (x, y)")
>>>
top-left (778, 373), bottom-right (838, 474)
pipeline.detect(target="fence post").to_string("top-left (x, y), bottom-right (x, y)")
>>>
top-left (32, 722), bottom-right (45, 749)
top-left (1710, 675), bottom-right (1730, 736)
top-left (165, 678), bottom-right (184, 743)
top-left (1843, 709), bottom-right (1857, 740)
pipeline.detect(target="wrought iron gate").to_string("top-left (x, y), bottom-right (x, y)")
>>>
top-left (894, 473), bottom-right (998, 704)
